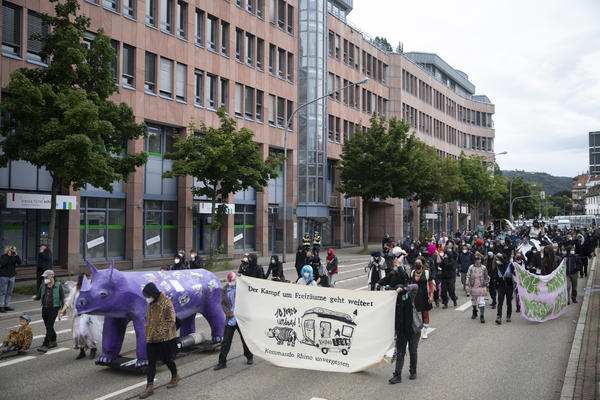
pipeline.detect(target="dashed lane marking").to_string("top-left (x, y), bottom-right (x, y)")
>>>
top-left (33, 329), bottom-right (71, 340)
top-left (94, 380), bottom-right (155, 400)
top-left (0, 356), bottom-right (36, 368)
top-left (45, 347), bottom-right (70, 355)
top-left (455, 300), bottom-right (472, 312)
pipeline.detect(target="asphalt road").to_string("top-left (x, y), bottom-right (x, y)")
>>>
top-left (0, 254), bottom-right (587, 400)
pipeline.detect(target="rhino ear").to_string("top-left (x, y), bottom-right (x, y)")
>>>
top-left (108, 260), bottom-right (115, 281)
top-left (81, 275), bottom-right (92, 292)
top-left (86, 260), bottom-right (98, 275)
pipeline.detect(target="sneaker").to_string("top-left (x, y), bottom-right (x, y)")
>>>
top-left (409, 372), bottom-right (417, 380)
top-left (38, 346), bottom-right (48, 353)
top-left (213, 363), bottom-right (227, 371)
top-left (247, 357), bottom-right (254, 365)
top-left (421, 328), bottom-right (428, 340)
top-left (491, 303), bottom-right (496, 309)
top-left (453, 299), bottom-right (458, 307)
top-left (89, 348), bottom-right (97, 360)
top-left (572, 298), bottom-right (578, 304)
top-left (4, 307), bottom-right (14, 311)
top-left (568, 300), bottom-right (571, 305)
top-left (0, 308), bottom-right (6, 313)
top-left (442, 303), bottom-right (448, 309)
top-left (76, 349), bottom-right (86, 360)
top-left (495, 316), bottom-right (502, 325)
top-left (388, 374), bottom-right (402, 384)
top-left (506, 317), bottom-right (511, 323)
top-left (48, 341), bottom-right (57, 349)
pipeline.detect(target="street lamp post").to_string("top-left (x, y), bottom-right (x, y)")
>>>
top-left (509, 176), bottom-right (514, 223)
top-left (280, 77), bottom-right (369, 263)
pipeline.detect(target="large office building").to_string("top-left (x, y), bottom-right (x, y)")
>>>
top-left (589, 131), bottom-right (600, 174)
top-left (0, 0), bottom-right (495, 272)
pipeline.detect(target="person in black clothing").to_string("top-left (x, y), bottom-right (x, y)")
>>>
top-left (35, 244), bottom-right (52, 300)
top-left (440, 246), bottom-right (458, 308)
top-left (0, 246), bottom-right (21, 312)
top-left (188, 249), bottom-right (204, 269)
top-left (495, 253), bottom-right (514, 325)
top-left (245, 254), bottom-right (265, 279)
top-left (172, 253), bottom-right (186, 270)
top-left (575, 235), bottom-right (590, 278)
top-left (406, 243), bottom-right (419, 267)
top-left (525, 246), bottom-right (542, 274)
top-left (295, 246), bottom-right (307, 278)
top-left (377, 261), bottom-right (419, 384)
top-left (565, 246), bottom-right (579, 304)
top-left (266, 255), bottom-right (285, 281)
top-left (238, 254), bottom-right (251, 276)
top-left (308, 255), bottom-right (327, 287)
top-left (485, 251), bottom-right (497, 309)
top-left (367, 251), bottom-right (386, 291)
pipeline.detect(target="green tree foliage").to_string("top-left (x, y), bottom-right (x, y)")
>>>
top-left (549, 195), bottom-right (573, 216)
top-left (502, 170), bottom-right (572, 197)
top-left (164, 109), bottom-right (282, 257)
top-left (338, 116), bottom-right (423, 249)
top-left (0, 0), bottom-right (147, 251)
top-left (373, 36), bottom-right (393, 52)
top-left (457, 154), bottom-right (495, 225)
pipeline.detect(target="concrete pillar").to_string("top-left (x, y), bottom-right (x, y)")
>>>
top-left (125, 134), bottom-right (145, 269)
top-left (177, 175), bottom-right (194, 255)
top-left (256, 144), bottom-right (269, 256)
top-left (64, 188), bottom-right (81, 275)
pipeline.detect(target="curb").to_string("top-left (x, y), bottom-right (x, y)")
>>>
top-left (560, 255), bottom-right (597, 400)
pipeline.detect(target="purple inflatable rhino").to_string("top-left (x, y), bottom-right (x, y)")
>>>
top-left (76, 261), bottom-right (225, 367)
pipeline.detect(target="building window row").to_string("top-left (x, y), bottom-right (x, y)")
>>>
top-left (268, 44), bottom-right (294, 82)
top-left (269, 0), bottom-right (294, 35)
top-left (2, 3), bottom-right (50, 64)
top-left (329, 31), bottom-right (387, 84)
top-left (458, 105), bottom-right (493, 128)
top-left (234, 83), bottom-right (264, 122)
top-left (327, 116), bottom-right (362, 144)
top-left (361, 88), bottom-right (387, 116)
top-left (234, 0), bottom-right (265, 20)
top-left (419, 80), bottom-right (432, 105)
top-left (402, 69), bottom-right (419, 97)
top-left (267, 94), bottom-right (294, 130)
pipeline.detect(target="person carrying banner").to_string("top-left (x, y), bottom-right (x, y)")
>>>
top-left (495, 254), bottom-right (514, 325)
top-left (367, 251), bottom-right (386, 291)
top-left (214, 272), bottom-right (253, 371)
top-left (409, 258), bottom-right (434, 338)
top-left (296, 265), bottom-right (317, 286)
top-left (466, 255), bottom-right (490, 323)
top-left (266, 255), bottom-right (285, 282)
top-left (325, 248), bottom-right (338, 287)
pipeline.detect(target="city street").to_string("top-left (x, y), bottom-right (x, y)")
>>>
top-left (0, 252), bottom-right (588, 400)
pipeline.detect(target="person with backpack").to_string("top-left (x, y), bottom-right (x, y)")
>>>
top-left (409, 257), bottom-right (434, 339)
top-left (266, 255), bottom-right (285, 281)
top-left (325, 248), bottom-right (338, 287)
top-left (247, 254), bottom-right (265, 279)
top-left (296, 265), bottom-right (317, 286)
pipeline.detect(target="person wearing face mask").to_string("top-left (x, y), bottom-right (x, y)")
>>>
top-left (466, 255), bottom-right (490, 323)
top-left (458, 246), bottom-right (473, 297)
top-left (494, 254), bottom-right (514, 324)
top-left (485, 250), bottom-right (497, 309)
top-left (513, 252), bottom-right (526, 313)
top-left (295, 246), bottom-right (308, 278)
top-left (367, 251), bottom-right (386, 291)
top-left (214, 272), bottom-right (253, 371)
top-left (406, 243), bottom-right (419, 267)
top-left (565, 245), bottom-right (579, 305)
top-left (575, 234), bottom-right (591, 278)
top-left (172, 254), bottom-right (185, 270)
top-left (296, 265), bottom-right (317, 286)
top-left (526, 246), bottom-right (542, 274)
top-left (188, 249), bottom-right (204, 269)
top-left (409, 258), bottom-right (434, 338)
top-left (440, 245), bottom-right (458, 308)
top-left (541, 245), bottom-right (560, 275)
top-left (139, 282), bottom-right (178, 398)
top-left (238, 254), bottom-right (251, 276)
top-left (325, 248), bottom-right (338, 287)
top-left (32, 270), bottom-right (64, 353)
top-left (266, 255), bottom-right (285, 281)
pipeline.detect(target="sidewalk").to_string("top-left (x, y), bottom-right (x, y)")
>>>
top-left (562, 255), bottom-right (599, 400)
top-left (1, 245), bottom-right (375, 322)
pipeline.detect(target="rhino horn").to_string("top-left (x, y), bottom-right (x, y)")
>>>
top-left (80, 274), bottom-right (92, 292)
top-left (86, 260), bottom-right (98, 275)
top-left (108, 260), bottom-right (115, 281)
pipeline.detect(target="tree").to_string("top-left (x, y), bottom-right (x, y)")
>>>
top-left (0, 0), bottom-right (147, 251)
top-left (549, 195), bottom-right (573, 216)
top-left (338, 116), bottom-right (421, 250)
top-left (457, 154), bottom-right (494, 227)
top-left (164, 109), bottom-right (282, 258)
top-left (373, 36), bottom-right (393, 52)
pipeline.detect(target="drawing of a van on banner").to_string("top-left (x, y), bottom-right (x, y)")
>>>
top-left (300, 307), bottom-right (356, 355)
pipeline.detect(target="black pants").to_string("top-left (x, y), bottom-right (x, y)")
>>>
top-left (370, 281), bottom-right (379, 291)
top-left (41, 307), bottom-right (59, 346)
top-left (218, 324), bottom-right (252, 365)
top-left (313, 245), bottom-right (320, 258)
top-left (579, 257), bottom-right (588, 277)
top-left (395, 330), bottom-right (419, 375)
top-left (36, 268), bottom-right (44, 297)
top-left (146, 340), bottom-right (177, 384)
top-left (489, 279), bottom-right (497, 305)
top-left (441, 277), bottom-right (457, 304)
top-left (496, 281), bottom-right (513, 318)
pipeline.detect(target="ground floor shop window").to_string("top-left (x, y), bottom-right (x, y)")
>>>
top-left (144, 200), bottom-right (177, 257)
top-left (403, 199), bottom-right (414, 239)
top-left (344, 208), bottom-right (354, 244)
top-left (192, 213), bottom-right (221, 254)
top-left (79, 197), bottom-right (125, 260)
top-left (234, 204), bottom-right (255, 251)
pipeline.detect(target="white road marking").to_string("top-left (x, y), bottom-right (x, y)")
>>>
top-left (33, 328), bottom-right (71, 340)
top-left (94, 380), bottom-right (155, 400)
top-left (456, 300), bottom-right (472, 311)
top-left (9, 299), bottom-right (35, 304)
top-left (45, 347), bottom-right (70, 355)
top-left (13, 316), bottom-right (69, 329)
top-left (0, 355), bottom-right (36, 368)
top-left (356, 285), bottom-right (369, 290)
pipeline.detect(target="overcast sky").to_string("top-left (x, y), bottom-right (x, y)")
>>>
top-left (348, 0), bottom-right (600, 177)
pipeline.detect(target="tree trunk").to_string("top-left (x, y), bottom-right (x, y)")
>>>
top-left (419, 201), bottom-right (426, 240)
top-left (472, 201), bottom-right (478, 231)
top-left (363, 200), bottom-right (369, 251)
top-left (47, 179), bottom-right (58, 252)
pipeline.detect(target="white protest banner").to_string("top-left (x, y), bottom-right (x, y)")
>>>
top-left (235, 276), bottom-right (397, 373)
top-left (514, 259), bottom-right (568, 322)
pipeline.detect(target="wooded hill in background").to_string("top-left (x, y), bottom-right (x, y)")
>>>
top-left (502, 170), bottom-right (573, 197)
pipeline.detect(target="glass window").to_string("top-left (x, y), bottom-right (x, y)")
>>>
top-left (287, 53), bottom-right (293, 81)
top-left (103, 0), bottom-right (118, 12)
top-left (256, 38), bottom-right (264, 70)
top-left (207, 15), bottom-right (218, 51)
top-left (269, 0), bottom-right (276, 24)
top-left (287, 4), bottom-right (293, 34)
top-left (122, 44), bottom-right (135, 87)
top-left (175, 63), bottom-right (186, 101)
top-left (110, 40), bottom-right (119, 83)
top-left (257, 0), bottom-right (264, 18)
top-left (220, 21), bottom-right (229, 56)
top-left (145, 51), bottom-right (157, 93)
top-left (176, 0), bottom-right (187, 38)
top-left (245, 86), bottom-right (254, 120)
top-left (146, 0), bottom-right (156, 25)
top-left (245, 33), bottom-right (254, 66)
top-left (27, 11), bottom-right (49, 63)
top-left (2, 2), bottom-right (21, 57)
top-left (277, 48), bottom-right (285, 79)
top-left (234, 204), bottom-right (256, 251)
top-left (247, 0), bottom-right (254, 13)
top-left (206, 74), bottom-right (217, 109)
top-left (234, 83), bottom-right (243, 117)
top-left (277, 0), bottom-right (285, 29)
top-left (159, 57), bottom-right (173, 97)
top-left (80, 197), bottom-right (126, 260)
top-left (124, 0), bottom-right (135, 18)
top-left (220, 78), bottom-right (229, 110)
top-left (144, 200), bottom-right (177, 257)
top-left (235, 28), bottom-right (243, 62)
top-left (160, 0), bottom-right (173, 33)
top-left (268, 44), bottom-right (276, 74)
top-left (256, 90), bottom-right (263, 122)
top-left (147, 127), bottom-right (162, 155)
top-left (194, 70), bottom-right (203, 106)
top-left (277, 97), bottom-right (285, 127)
top-left (268, 94), bottom-right (275, 125)
top-left (195, 9), bottom-right (204, 46)
top-left (287, 100), bottom-right (293, 130)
